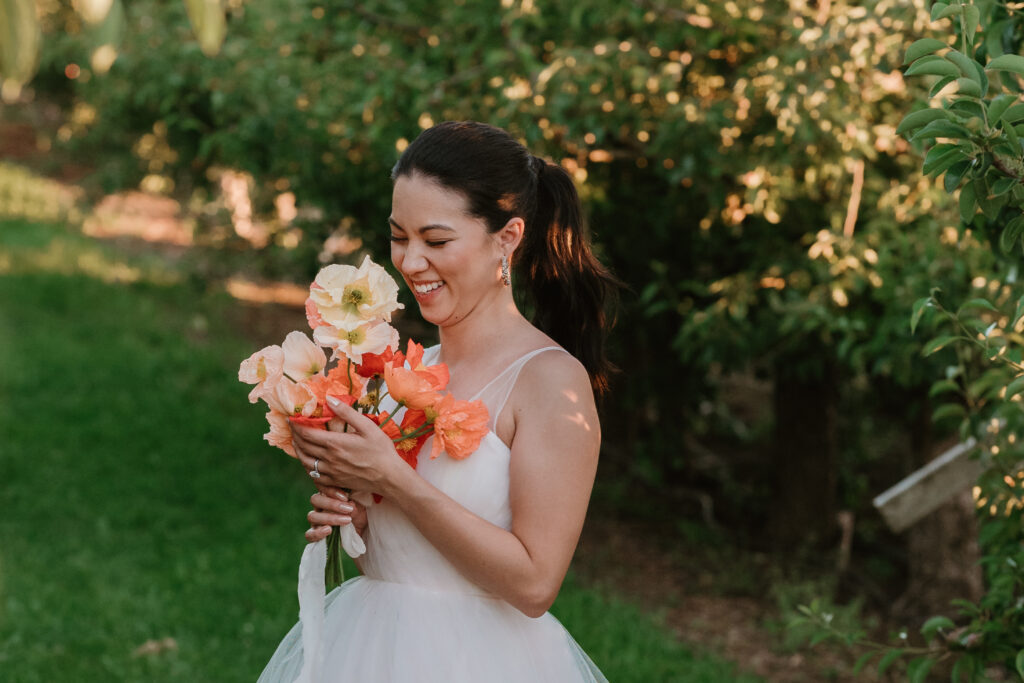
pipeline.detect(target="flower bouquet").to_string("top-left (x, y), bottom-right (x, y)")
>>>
top-left (239, 255), bottom-right (488, 588)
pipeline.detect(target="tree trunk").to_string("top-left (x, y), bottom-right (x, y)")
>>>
top-left (769, 360), bottom-right (839, 548)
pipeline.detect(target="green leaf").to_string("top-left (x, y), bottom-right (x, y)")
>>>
top-left (896, 108), bottom-right (949, 135)
top-left (1000, 215), bottom-right (1024, 253)
top-left (988, 94), bottom-right (1017, 123)
top-left (1015, 649), bottom-right (1024, 679)
top-left (959, 297), bottom-right (999, 313)
top-left (908, 657), bottom-right (936, 683)
top-left (911, 296), bottom-right (933, 334)
top-left (923, 145), bottom-right (966, 176)
top-left (911, 119), bottom-right (971, 142)
top-left (906, 57), bottom-right (961, 79)
top-left (924, 335), bottom-right (961, 355)
top-left (877, 648), bottom-right (904, 675)
top-left (1011, 294), bottom-right (1024, 326)
top-left (928, 379), bottom-right (960, 397)
top-left (955, 77), bottom-right (981, 98)
top-left (959, 180), bottom-right (977, 223)
top-left (945, 160), bottom-right (971, 193)
top-left (987, 20), bottom-right (1008, 59)
top-left (852, 651), bottom-right (876, 675)
top-left (987, 54), bottom-right (1024, 78)
top-left (950, 657), bottom-right (968, 682)
top-left (920, 616), bottom-right (955, 641)
top-left (992, 176), bottom-right (1018, 196)
top-left (964, 5), bottom-right (980, 48)
top-left (1003, 102), bottom-right (1024, 123)
top-left (1005, 116), bottom-right (1021, 151)
top-left (904, 38), bottom-right (949, 64)
top-left (930, 75), bottom-right (957, 98)
top-left (946, 51), bottom-right (980, 82)
top-left (932, 403), bottom-right (967, 423)
top-left (1005, 375), bottom-right (1024, 400)
top-left (932, 3), bottom-right (962, 21)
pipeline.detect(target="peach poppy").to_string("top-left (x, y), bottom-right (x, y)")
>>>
top-left (264, 410), bottom-right (297, 457)
top-left (430, 394), bottom-right (489, 460)
top-left (404, 339), bottom-right (449, 390)
top-left (305, 294), bottom-right (326, 329)
top-left (307, 364), bottom-right (365, 409)
top-left (384, 364), bottom-right (442, 411)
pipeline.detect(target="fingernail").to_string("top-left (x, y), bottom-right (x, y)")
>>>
top-left (338, 503), bottom-right (354, 513)
top-left (326, 396), bottom-right (341, 406)
top-left (334, 491), bottom-right (348, 501)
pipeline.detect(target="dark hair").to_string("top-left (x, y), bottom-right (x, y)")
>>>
top-left (392, 121), bottom-right (619, 394)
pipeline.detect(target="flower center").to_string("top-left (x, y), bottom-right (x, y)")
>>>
top-left (342, 276), bottom-right (372, 311)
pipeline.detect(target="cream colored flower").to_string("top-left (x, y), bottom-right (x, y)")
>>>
top-left (282, 331), bottom-right (327, 381)
top-left (264, 377), bottom-right (317, 417)
top-left (309, 255), bottom-right (403, 330)
top-left (314, 320), bottom-right (399, 364)
top-left (238, 345), bottom-right (284, 403)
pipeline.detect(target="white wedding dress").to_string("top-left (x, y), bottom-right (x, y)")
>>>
top-left (258, 346), bottom-right (608, 682)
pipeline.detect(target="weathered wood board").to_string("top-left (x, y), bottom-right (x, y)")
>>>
top-left (873, 438), bottom-right (982, 533)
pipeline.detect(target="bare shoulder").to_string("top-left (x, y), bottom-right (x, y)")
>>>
top-left (510, 348), bottom-right (599, 442)
top-left (517, 348), bottom-right (593, 402)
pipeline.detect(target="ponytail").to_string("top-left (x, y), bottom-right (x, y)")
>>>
top-left (517, 157), bottom-right (620, 394)
top-left (393, 122), bottom-right (619, 394)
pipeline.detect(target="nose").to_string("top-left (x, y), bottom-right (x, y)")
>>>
top-left (399, 240), bottom-right (429, 276)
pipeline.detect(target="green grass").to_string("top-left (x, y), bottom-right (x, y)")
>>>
top-left (0, 218), bottom-right (761, 682)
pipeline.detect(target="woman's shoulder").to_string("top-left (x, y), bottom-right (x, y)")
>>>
top-left (516, 345), bottom-right (593, 405)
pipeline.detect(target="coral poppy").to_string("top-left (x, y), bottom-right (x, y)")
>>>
top-left (430, 394), bottom-right (489, 460)
top-left (384, 364), bottom-right (442, 411)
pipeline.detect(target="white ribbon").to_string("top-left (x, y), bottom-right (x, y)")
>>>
top-left (293, 539), bottom-right (326, 683)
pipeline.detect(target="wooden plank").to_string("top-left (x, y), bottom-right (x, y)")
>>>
top-left (873, 438), bottom-right (981, 533)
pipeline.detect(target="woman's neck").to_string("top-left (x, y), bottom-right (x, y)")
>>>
top-left (437, 292), bottom-right (529, 365)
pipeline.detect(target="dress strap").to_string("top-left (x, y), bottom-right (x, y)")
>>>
top-left (472, 346), bottom-right (568, 431)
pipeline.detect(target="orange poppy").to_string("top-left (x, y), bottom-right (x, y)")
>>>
top-left (430, 394), bottom-right (489, 460)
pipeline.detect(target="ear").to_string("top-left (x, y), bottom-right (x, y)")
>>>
top-left (493, 216), bottom-right (525, 258)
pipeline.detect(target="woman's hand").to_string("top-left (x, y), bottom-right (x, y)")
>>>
top-left (291, 399), bottom-right (404, 494)
top-left (304, 487), bottom-right (367, 543)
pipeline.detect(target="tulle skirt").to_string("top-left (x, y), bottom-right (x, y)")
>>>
top-left (258, 575), bottom-right (608, 683)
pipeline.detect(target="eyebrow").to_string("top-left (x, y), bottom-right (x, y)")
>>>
top-left (388, 217), bottom-right (456, 233)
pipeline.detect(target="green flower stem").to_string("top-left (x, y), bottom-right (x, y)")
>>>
top-left (376, 402), bottom-right (404, 430)
top-left (393, 423), bottom-right (434, 442)
top-left (324, 523), bottom-right (345, 589)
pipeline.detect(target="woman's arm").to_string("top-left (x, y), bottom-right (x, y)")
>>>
top-left (292, 352), bottom-right (600, 617)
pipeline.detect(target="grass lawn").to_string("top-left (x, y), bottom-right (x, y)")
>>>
top-left (0, 218), bottom-right (761, 682)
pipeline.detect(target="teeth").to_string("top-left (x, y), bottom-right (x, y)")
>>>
top-left (414, 281), bottom-right (443, 294)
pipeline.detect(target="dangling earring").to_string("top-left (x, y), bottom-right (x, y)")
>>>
top-left (500, 255), bottom-right (511, 286)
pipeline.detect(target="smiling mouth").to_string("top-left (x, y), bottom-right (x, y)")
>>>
top-left (413, 281), bottom-right (444, 294)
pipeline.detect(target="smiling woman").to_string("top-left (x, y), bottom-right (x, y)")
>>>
top-left (258, 122), bottom-right (619, 683)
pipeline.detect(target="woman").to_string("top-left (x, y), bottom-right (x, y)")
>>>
top-left (259, 121), bottom-right (618, 682)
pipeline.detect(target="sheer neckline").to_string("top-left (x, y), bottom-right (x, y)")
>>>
top-left (425, 344), bottom-right (563, 402)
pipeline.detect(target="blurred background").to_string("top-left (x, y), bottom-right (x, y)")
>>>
top-left (3, 0), bottom-right (1023, 681)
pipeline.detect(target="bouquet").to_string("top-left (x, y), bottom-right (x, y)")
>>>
top-left (239, 255), bottom-right (488, 588)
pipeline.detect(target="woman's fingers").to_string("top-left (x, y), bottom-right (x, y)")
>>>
top-left (307, 508), bottom-right (352, 528)
top-left (311, 491), bottom-right (355, 515)
top-left (325, 398), bottom-right (378, 435)
top-left (305, 526), bottom-right (332, 543)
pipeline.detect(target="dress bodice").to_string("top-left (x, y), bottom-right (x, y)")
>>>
top-left (357, 345), bottom-right (564, 596)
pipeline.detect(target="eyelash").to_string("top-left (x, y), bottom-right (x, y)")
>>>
top-left (389, 235), bottom-right (449, 247)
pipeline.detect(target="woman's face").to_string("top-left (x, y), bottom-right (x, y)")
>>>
top-left (389, 172), bottom-right (504, 327)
